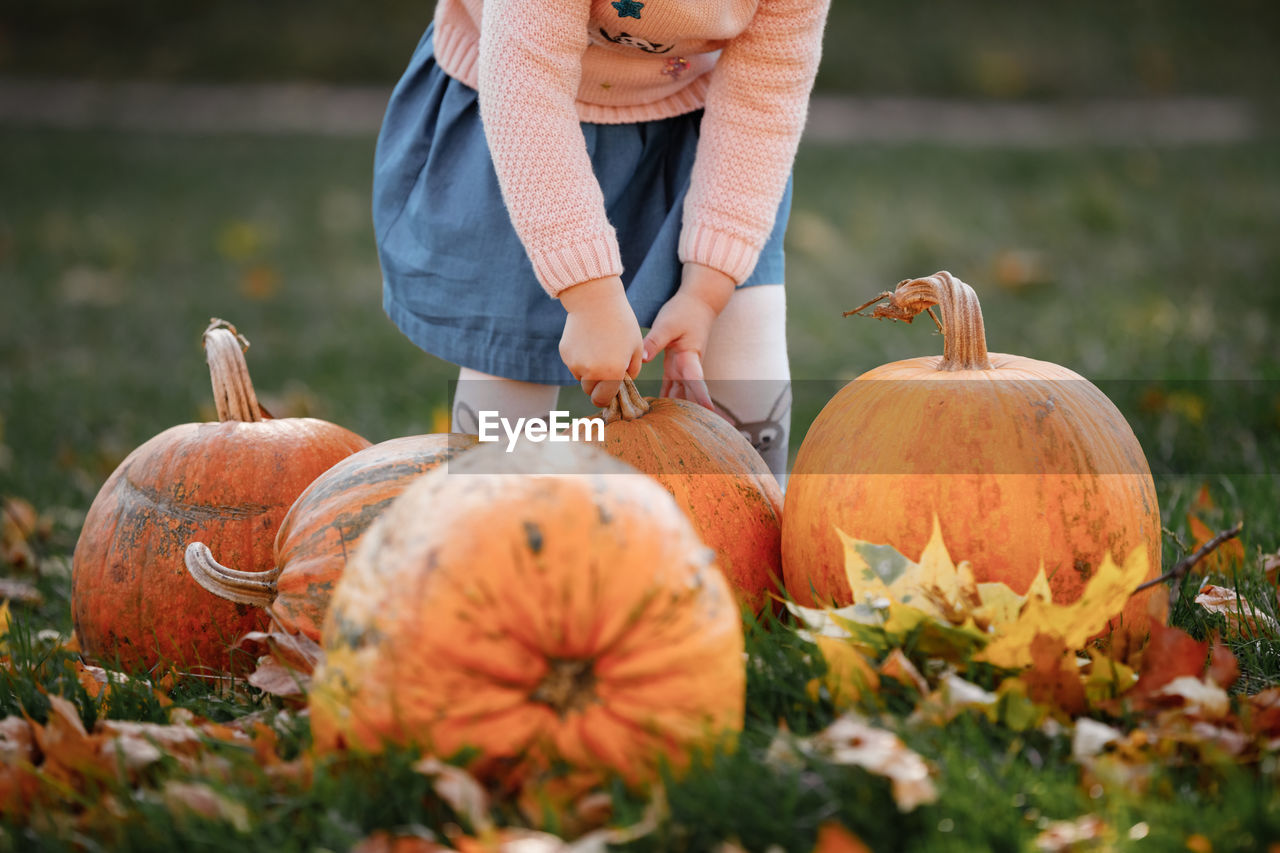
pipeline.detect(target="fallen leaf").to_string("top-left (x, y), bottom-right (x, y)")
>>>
top-left (351, 830), bottom-right (449, 853)
top-left (1083, 650), bottom-right (1138, 706)
top-left (1205, 638), bottom-right (1240, 690)
top-left (0, 717), bottom-right (37, 764)
top-left (1033, 814), bottom-right (1108, 852)
top-left (801, 714), bottom-right (937, 812)
top-left (979, 549), bottom-right (1150, 670)
top-left (237, 628), bottom-right (323, 674)
top-left (1020, 634), bottom-right (1087, 717)
top-left (1195, 584), bottom-right (1280, 636)
top-left (878, 649), bottom-right (929, 696)
top-left (1188, 515), bottom-right (1244, 575)
top-left (161, 780), bottom-right (251, 832)
top-left (1157, 677), bottom-right (1230, 719)
top-left (414, 757), bottom-right (494, 833)
top-left (1071, 718), bottom-right (1123, 761)
top-left (29, 694), bottom-right (114, 786)
top-left (246, 655), bottom-right (309, 698)
top-left (811, 821), bottom-right (873, 853)
top-left (0, 579), bottom-right (41, 606)
top-left (1131, 623), bottom-right (1208, 698)
top-left (810, 636), bottom-right (879, 709)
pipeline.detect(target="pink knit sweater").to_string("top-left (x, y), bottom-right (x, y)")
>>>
top-left (433, 0), bottom-right (830, 296)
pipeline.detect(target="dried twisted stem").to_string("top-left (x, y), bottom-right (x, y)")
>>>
top-left (846, 271), bottom-right (993, 371)
top-left (184, 541), bottom-right (280, 608)
top-left (203, 318), bottom-right (265, 423)
top-left (602, 376), bottom-right (652, 424)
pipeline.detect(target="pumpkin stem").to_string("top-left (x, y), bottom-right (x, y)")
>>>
top-left (530, 658), bottom-right (598, 717)
top-left (852, 271), bottom-right (993, 371)
top-left (203, 319), bottom-right (267, 422)
top-left (602, 376), bottom-right (652, 424)
top-left (184, 541), bottom-right (280, 608)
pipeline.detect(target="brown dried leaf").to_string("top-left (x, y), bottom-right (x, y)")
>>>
top-left (1033, 814), bottom-right (1108, 852)
top-left (802, 714), bottom-right (937, 812)
top-left (237, 627), bottom-right (323, 674)
top-left (812, 821), bottom-right (873, 853)
top-left (1206, 638), bottom-right (1240, 689)
top-left (351, 830), bottom-right (449, 853)
top-left (1263, 551), bottom-right (1280, 585)
top-left (98, 720), bottom-right (206, 757)
top-left (161, 780), bottom-right (251, 832)
top-left (879, 649), bottom-right (929, 695)
top-left (0, 579), bottom-right (41, 606)
top-left (1020, 635), bottom-right (1088, 717)
top-left (1188, 515), bottom-right (1245, 575)
top-left (0, 717), bottom-right (37, 764)
top-left (1131, 623), bottom-right (1209, 698)
top-left (247, 655), bottom-right (309, 699)
top-left (1195, 584), bottom-right (1280, 636)
top-left (413, 756), bottom-right (493, 832)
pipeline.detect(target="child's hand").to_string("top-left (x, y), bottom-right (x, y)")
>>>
top-left (559, 275), bottom-right (644, 407)
top-left (642, 263), bottom-right (736, 411)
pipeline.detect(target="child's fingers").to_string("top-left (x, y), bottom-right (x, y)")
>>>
top-left (628, 348), bottom-right (643, 378)
top-left (642, 326), bottom-right (673, 363)
top-left (591, 378), bottom-right (621, 408)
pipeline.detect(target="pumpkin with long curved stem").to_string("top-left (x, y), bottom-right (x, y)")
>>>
top-left (309, 440), bottom-right (745, 790)
top-left (597, 377), bottom-right (783, 614)
top-left (71, 320), bottom-right (370, 673)
top-left (184, 432), bottom-right (479, 641)
top-left (782, 272), bottom-right (1165, 634)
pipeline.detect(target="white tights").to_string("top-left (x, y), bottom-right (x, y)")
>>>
top-left (451, 284), bottom-right (792, 481)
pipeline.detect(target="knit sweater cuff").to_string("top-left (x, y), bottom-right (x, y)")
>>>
top-left (678, 225), bottom-right (761, 286)
top-left (533, 236), bottom-right (625, 297)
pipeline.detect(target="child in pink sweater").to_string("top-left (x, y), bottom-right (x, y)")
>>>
top-left (373, 0), bottom-right (830, 478)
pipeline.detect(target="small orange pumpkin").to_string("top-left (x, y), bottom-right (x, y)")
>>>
top-left (782, 272), bottom-right (1165, 634)
top-left (598, 378), bottom-right (784, 614)
top-left (71, 321), bottom-right (370, 673)
top-left (184, 432), bottom-right (479, 641)
top-left (309, 440), bottom-right (745, 790)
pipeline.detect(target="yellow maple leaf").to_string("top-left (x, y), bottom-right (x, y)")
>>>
top-left (977, 548), bottom-right (1150, 669)
top-left (809, 636), bottom-right (880, 710)
top-left (839, 517), bottom-right (981, 620)
top-left (838, 517), bottom-right (1040, 631)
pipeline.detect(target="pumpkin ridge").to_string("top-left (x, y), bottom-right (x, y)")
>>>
top-left (122, 472), bottom-right (272, 522)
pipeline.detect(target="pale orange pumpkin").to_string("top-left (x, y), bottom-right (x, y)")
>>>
top-left (782, 272), bottom-right (1165, 634)
top-left (599, 378), bottom-right (784, 614)
top-left (309, 440), bottom-right (745, 790)
top-left (184, 432), bottom-right (479, 641)
top-left (71, 321), bottom-right (370, 673)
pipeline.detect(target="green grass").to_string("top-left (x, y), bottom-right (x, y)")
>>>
top-left (3, 1), bottom-right (1278, 101)
top-left (2, 127), bottom-right (1280, 849)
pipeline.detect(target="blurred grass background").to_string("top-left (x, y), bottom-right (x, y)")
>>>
top-left (0, 1), bottom-right (1278, 580)
top-left (2, 0), bottom-right (1278, 100)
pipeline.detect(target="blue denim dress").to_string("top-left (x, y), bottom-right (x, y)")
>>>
top-left (373, 24), bottom-right (792, 385)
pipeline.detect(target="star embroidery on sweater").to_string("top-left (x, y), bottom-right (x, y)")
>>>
top-left (611, 0), bottom-right (643, 20)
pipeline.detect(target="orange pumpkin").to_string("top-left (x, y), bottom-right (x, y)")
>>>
top-left (71, 321), bottom-right (370, 673)
top-left (782, 272), bottom-right (1165, 634)
top-left (598, 378), bottom-right (784, 614)
top-left (309, 440), bottom-right (745, 790)
top-left (184, 432), bottom-right (479, 641)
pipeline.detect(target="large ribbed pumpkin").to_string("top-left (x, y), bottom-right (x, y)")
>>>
top-left (782, 272), bottom-right (1165, 634)
top-left (309, 440), bottom-right (745, 790)
top-left (71, 322), bottom-right (370, 673)
top-left (184, 433), bottom-right (480, 641)
top-left (597, 378), bottom-right (783, 614)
